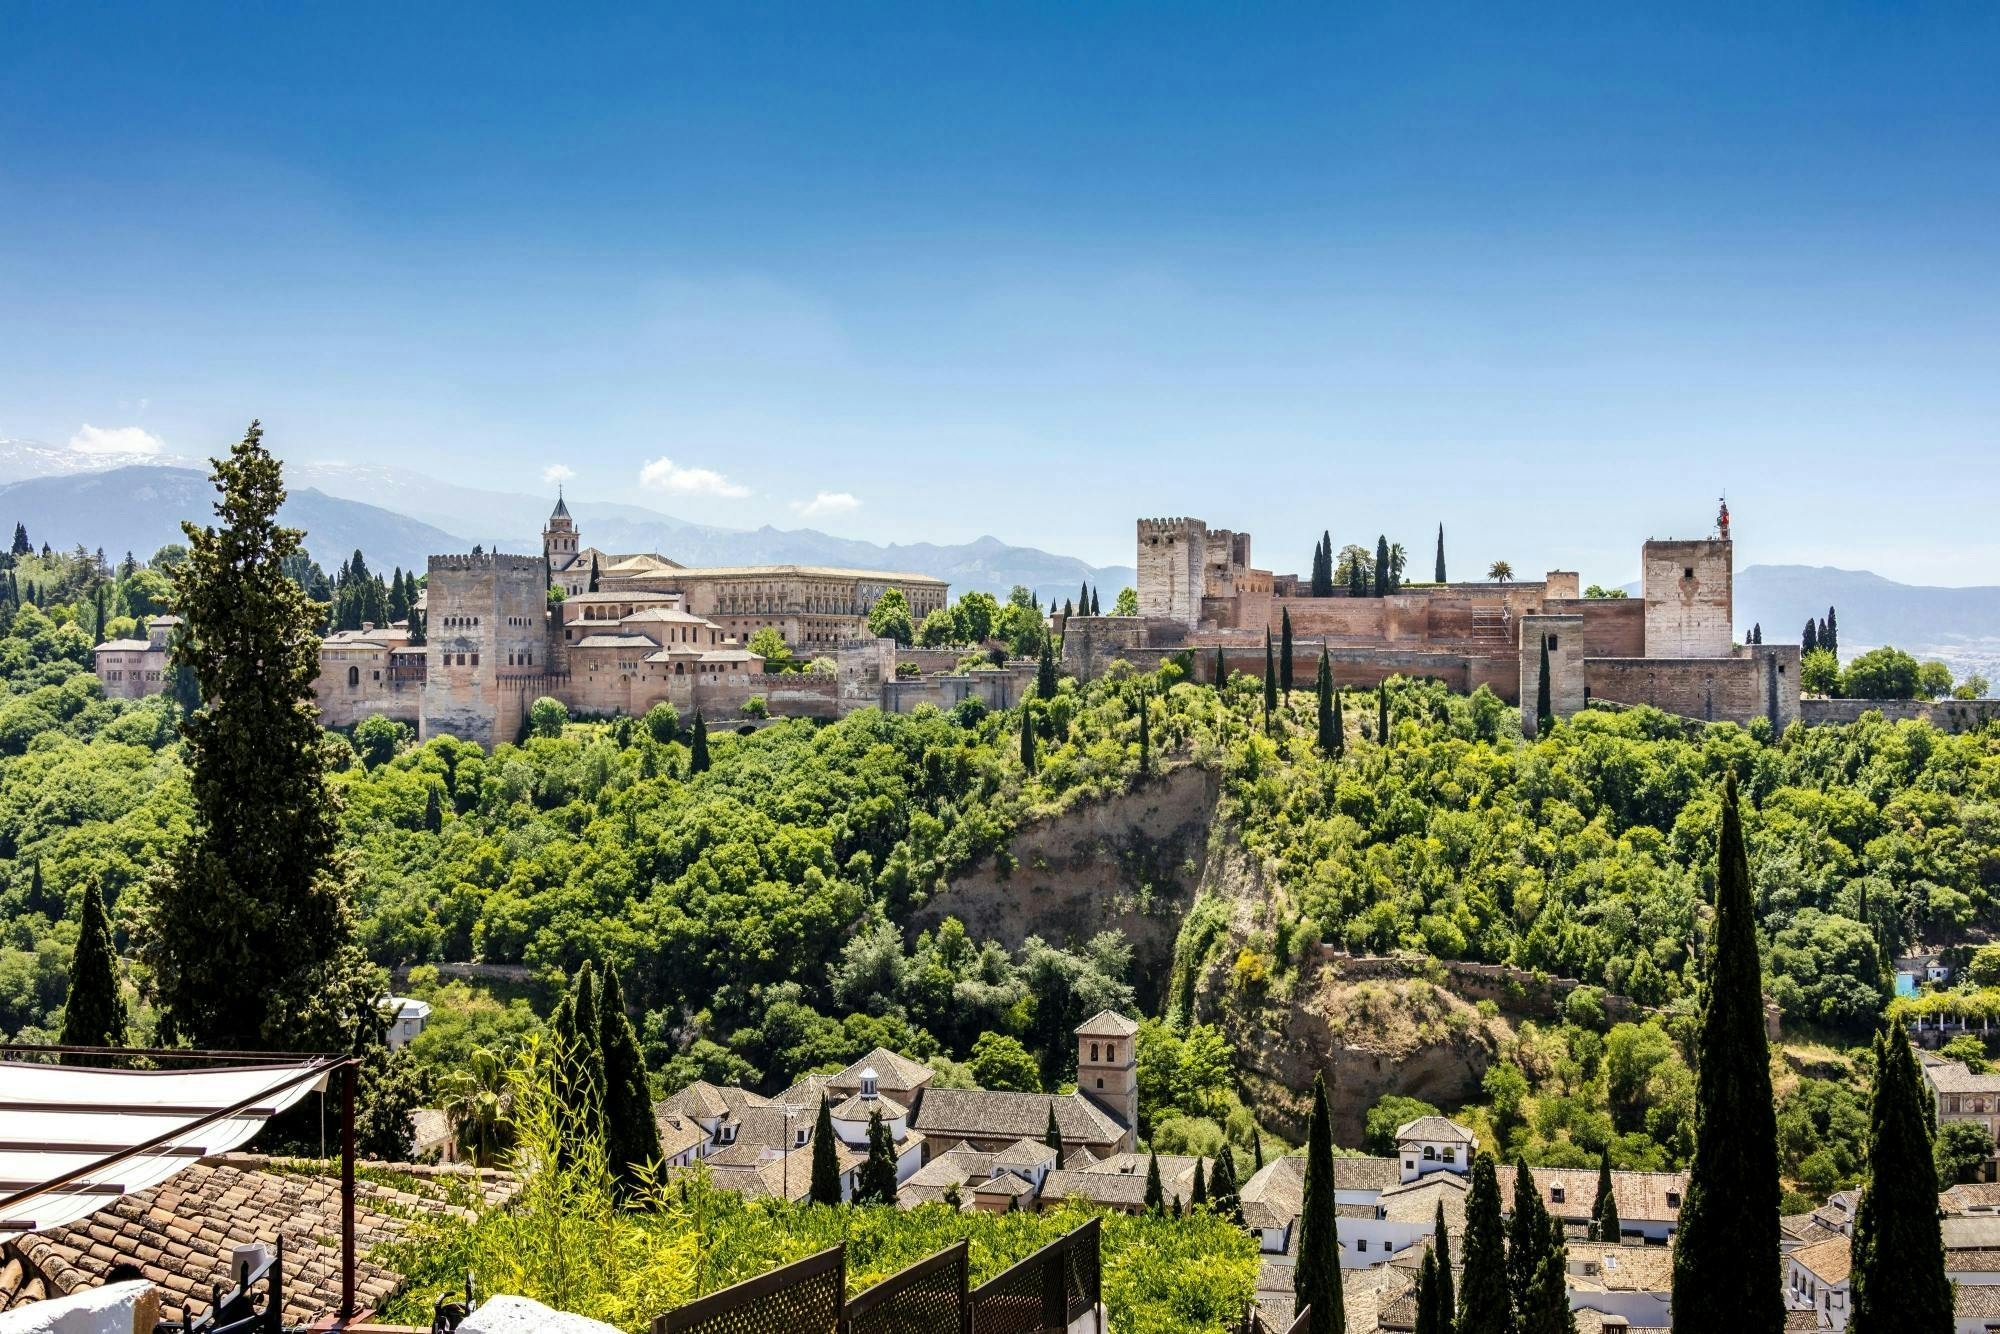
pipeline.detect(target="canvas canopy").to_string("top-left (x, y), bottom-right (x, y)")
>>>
top-left (0, 1056), bottom-right (340, 1233)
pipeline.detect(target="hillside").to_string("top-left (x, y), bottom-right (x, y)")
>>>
top-left (1735, 563), bottom-right (2000, 683)
top-left (0, 466), bottom-right (468, 573)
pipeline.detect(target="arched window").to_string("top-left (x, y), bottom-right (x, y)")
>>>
top-left (347, 666), bottom-right (359, 687)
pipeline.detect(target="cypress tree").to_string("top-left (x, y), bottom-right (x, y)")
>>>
top-left (1592, 1151), bottom-right (1619, 1242)
top-left (1374, 535), bottom-right (1391, 597)
top-left (1458, 1153), bottom-right (1511, 1334)
top-left (1377, 680), bottom-right (1390, 743)
top-left (1136, 689), bottom-right (1150, 774)
top-left (1045, 1102), bottom-right (1065, 1168)
top-left (1435, 524), bottom-right (1447, 584)
top-left (1062, 598), bottom-right (1073, 619)
top-left (1079, 580), bottom-right (1090, 615)
top-left (689, 710), bottom-right (711, 773)
top-left (857, 1108), bottom-right (899, 1204)
top-left (1432, 1199), bottom-right (1455, 1318)
top-left (810, 1097), bottom-right (842, 1204)
top-left (1824, 606), bottom-right (1839, 658)
top-left (1315, 650), bottom-right (1336, 756)
top-left (1816, 617), bottom-right (1829, 658)
top-left (1209, 1144), bottom-right (1241, 1222)
top-left (1802, 618), bottom-right (1818, 655)
top-left (1322, 531), bottom-right (1334, 595)
top-left (60, 882), bottom-right (127, 1055)
top-left (1294, 1071), bottom-right (1344, 1334)
top-left (1536, 635), bottom-right (1554, 735)
top-left (1751, 622), bottom-right (1763, 646)
top-left (1190, 1159), bottom-right (1208, 1208)
top-left (423, 785), bottom-right (443, 833)
top-left (1509, 1163), bottom-right (1551, 1316)
top-left (1090, 587), bottom-right (1101, 615)
top-left (1517, 1242), bottom-right (1575, 1334)
top-left (141, 422), bottom-right (372, 1051)
top-left (1349, 560), bottom-right (1367, 599)
top-left (1849, 1019), bottom-right (1951, 1331)
top-left (1263, 629), bottom-right (1278, 724)
top-left (1253, 1133), bottom-right (1264, 1171)
top-left (1332, 691), bottom-right (1346, 759)
top-left (1280, 609), bottom-right (1295, 693)
top-left (1670, 773), bottom-right (1783, 1332)
top-left (598, 967), bottom-right (662, 1194)
top-left (1144, 1150), bottom-right (1164, 1213)
top-left (1415, 1246), bottom-right (1442, 1334)
top-left (93, 587), bottom-right (106, 643)
top-left (1037, 637), bottom-right (1058, 698)
top-left (566, 963), bottom-right (609, 1134)
top-left (1214, 646), bottom-right (1227, 687)
top-left (587, 555), bottom-right (600, 593)
top-left (1020, 706), bottom-right (1038, 774)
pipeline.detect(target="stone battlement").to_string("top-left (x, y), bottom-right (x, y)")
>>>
top-left (428, 552), bottom-right (546, 574)
top-left (1137, 517), bottom-right (1206, 535)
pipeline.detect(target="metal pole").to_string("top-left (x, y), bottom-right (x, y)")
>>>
top-left (341, 1059), bottom-right (357, 1323)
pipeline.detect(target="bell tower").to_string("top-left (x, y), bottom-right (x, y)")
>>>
top-left (543, 490), bottom-right (580, 574)
top-left (1074, 1011), bottom-right (1140, 1145)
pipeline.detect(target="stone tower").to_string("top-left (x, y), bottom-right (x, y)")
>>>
top-left (420, 552), bottom-right (552, 747)
top-left (1641, 537), bottom-right (1733, 658)
top-left (1137, 517), bottom-right (1206, 629)
top-left (1519, 613), bottom-right (1586, 737)
top-left (1074, 1011), bottom-right (1140, 1139)
top-left (543, 492), bottom-right (580, 576)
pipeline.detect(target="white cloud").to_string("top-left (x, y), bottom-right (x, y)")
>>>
top-left (542, 463), bottom-right (575, 486)
top-left (791, 491), bottom-right (861, 519)
top-left (69, 424), bottom-right (164, 457)
top-left (638, 457), bottom-right (750, 499)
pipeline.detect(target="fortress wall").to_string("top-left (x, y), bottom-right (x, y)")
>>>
top-left (1060, 616), bottom-right (1180, 679)
top-left (1569, 598), bottom-right (1647, 657)
top-left (1274, 599), bottom-right (1388, 640)
top-left (1801, 697), bottom-right (2000, 732)
top-left (1586, 654), bottom-right (1770, 727)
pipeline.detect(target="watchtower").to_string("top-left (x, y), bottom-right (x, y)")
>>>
top-left (421, 552), bottom-right (551, 747)
top-left (1137, 517), bottom-right (1206, 629)
top-left (1641, 537), bottom-right (1733, 658)
top-left (1074, 1010), bottom-right (1140, 1139)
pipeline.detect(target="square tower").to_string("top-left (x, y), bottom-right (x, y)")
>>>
top-left (1641, 538), bottom-right (1734, 658)
top-left (1137, 517), bottom-right (1207, 628)
top-left (1520, 613), bottom-right (1586, 737)
top-left (1074, 1010), bottom-right (1140, 1134)
top-left (421, 552), bottom-right (552, 747)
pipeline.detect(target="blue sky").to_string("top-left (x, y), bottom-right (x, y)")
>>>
top-left (2, 1), bottom-right (1996, 583)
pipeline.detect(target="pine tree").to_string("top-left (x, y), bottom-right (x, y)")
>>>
top-left (1144, 1150), bottom-right (1164, 1212)
top-left (1315, 650), bottom-right (1336, 756)
top-left (857, 1108), bottom-right (899, 1204)
top-left (59, 882), bottom-right (127, 1055)
top-left (689, 710), bottom-right (711, 773)
top-left (1849, 1019), bottom-right (1951, 1331)
top-left (1280, 609), bottom-right (1295, 693)
top-left (1432, 1199), bottom-right (1455, 1318)
top-left (1536, 634), bottom-right (1554, 736)
top-left (1037, 637), bottom-right (1058, 698)
top-left (587, 555), bottom-right (600, 593)
top-left (1435, 524), bottom-right (1447, 584)
top-left (1374, 535), bottom-right (1391, 597)
top-left (1803, 618), bottom-right (1818, 655)
top-left (1020, 706), bottom-right (1038, 775)
top-left (141, 423), bottom-right (372, 1051)
top-left (1045, 1102), bottom-right (1065, 1169)
top-left (599, 967), bottom-right (662, 1194)
top-left (1263, 629), bottom-right (1278, 726)
top-left (1824, 606), bottom-right (1839, 658)
top-left (810, 1097), bottom-right (842, 1204)
top-left (1209, 1144), bottom-right (1241, 1222)
top-left (1671, 773), bottom-right (1783, 1332)
top-left (1509, 1163), bottom-right (1552, 1316)
top-left (1592, 1151), bottom-right (1619, 1242)
top-left (1190, 1159), bottom-right (1208, 1208)
top-left (1295, 1071), bottom-right (1344, 1334)
top-left (1458, 1153), bottom-right (1511, 1334)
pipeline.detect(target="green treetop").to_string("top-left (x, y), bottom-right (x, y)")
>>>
top-left (599, 967), bottom-right (662, 1194)
top-left (1849, 1019), bottom-right (1951, 1331)
top-left (1458, 1153), bottom-right (1511, 1334)
top-left (1592, 1151), bottom-right (1619, 1241)
top-left (1294, 1071), bottom-right (1345, 1334)
top-left (810, 1097), bottom-right (841, 1205)
top-left (60, 881), bottom-right (127, 1054)
top-left (856, 1108), bottom-right (899, 1204)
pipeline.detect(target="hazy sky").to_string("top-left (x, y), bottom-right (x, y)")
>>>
top-left (2, 2), bottom-right (1996, 584)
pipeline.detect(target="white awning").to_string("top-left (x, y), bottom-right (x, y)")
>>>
top-left (0, 1057), bottom-right (340, 1233)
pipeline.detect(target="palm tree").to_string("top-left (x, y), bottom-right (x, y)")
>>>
top-left (1387, 543), bottom-right (1408, 589)
top-left (441, 1045), bottom-right (515, 1167)
top-left (1488, 560), bottom-right (1515, 583)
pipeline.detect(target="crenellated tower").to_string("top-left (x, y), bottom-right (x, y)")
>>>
top-left (1136, 517), bottom-right (1207, 629)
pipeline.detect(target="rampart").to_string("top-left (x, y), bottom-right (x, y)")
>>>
top-left (1801, 697), bottom-right (2000, 733)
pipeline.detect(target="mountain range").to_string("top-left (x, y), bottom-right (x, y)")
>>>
top-left (2, 454), bottom-right (1991, 688)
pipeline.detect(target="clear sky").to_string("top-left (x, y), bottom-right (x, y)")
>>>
top-left (2, 1), bottom-right (1996, 584)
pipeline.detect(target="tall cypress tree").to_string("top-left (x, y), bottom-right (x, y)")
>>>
top-left (1377, 680), bottom-right (1390, 743)
top-left (1280, 609), bottom-right (1295, 693)
top-left (1592, 1151), bottom-right (1619, 1242)
top-left (1294, 1071), bottom-right (1344, 1334)
top-left (598, 967), bottom-right (662, 1193)
top-left (1045, 1102), bottom-right (1065, 1168)
top-left (1090, 586), bottom-right (1100, 615)
top-left (1214, 646), bottom-right (1227, 687)
top-left (1144, 1150), bottom-right (1164, 1213)
top-left (60, 882), bottom-right (127, 1055)
top-left (1136, 688), bottom-right (1151, 774)
top-left (1517, 1241), bottom-right (1575, 1334)
top-left (142, 422), bottom-right (372, 1051)
top-left (1037, 638), bottom-right (1058, 698)
top-left (1434, 524), bottom-right (1447, 584)
top-left (1415, 1246), bottom-right (1442, 1334)
top-left (587, 555), bottom-right (600, 593)
top-left (1849, 1019), bottom-right (1951, 1331)
top-left (1331, 691), bottom-right (1346, 759)
top-left (1802, 618), bottom-right (1818, 655)
top-left (1209, 1144), bottom-right (1241, 1222)
top-left (1458, 1153), bottom-right (1511, 1334)
top-left (810, 1097), bottom-right (842, 1204)
top-left (1824, 606), bottom-right (1839, 658)
top-left (1432, 1199), bottom-right (1455, 1318)
top-left (1536, 635), bottom-right (1554, 736)
top-left (1020, 706), bottom-right (1038, 775)
top-left (1190, 1159), bottom-right (1208, 1208)
top-left (689, 710), bottom-right (711, 773)
top-left (1315, 650), bottom-right (1336, 756)
top-left (857, 1108), bottom-right (899, 1204)
top-left (1509, 1163), bottom-right (1551, 1316)
top-left (566, 963), bottom-right (609, 1133)
top-left (1374, 535), bottom-right (1391, 597)
top-left (1671, 773), bottom-right (1783, 1332)
top-left (1079, 580), bottom-right (1090, 615)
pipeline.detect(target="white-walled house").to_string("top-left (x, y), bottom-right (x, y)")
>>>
top-left (1787, 1236), bottom-right (1851, 1330)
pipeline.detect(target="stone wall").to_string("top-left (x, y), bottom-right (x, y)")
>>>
top-left (317, 647), bottom-right (424, 727)
top-left (1548, 596), bottom-right (1646, 658)
top-left (1137, 518), bottom-right (1205, 628)
top-left (882, 666), bottom-right (1035, 714)
top-left (1640, 538), bottom-right (1733, 657)
top-left (1060, 616), bottom-right (1182, 679)
top-left (1586, 644), bottom-right (1799, 729)
top-left (1801, 697), bottom-right (2000, 732)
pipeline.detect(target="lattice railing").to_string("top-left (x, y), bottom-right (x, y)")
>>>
top-left (842, 1240), bottom-right (970, 1334)
top-left (1241, 1301), bottom-right (1310, 1334)
top-left (968, 1217), bottom-right (1101, 1334)
top-left (653, 1246), bottom-right (845, 1334)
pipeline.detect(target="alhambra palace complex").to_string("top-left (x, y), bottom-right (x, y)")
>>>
top-left (97, 496), bottom-right (1825, 745)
